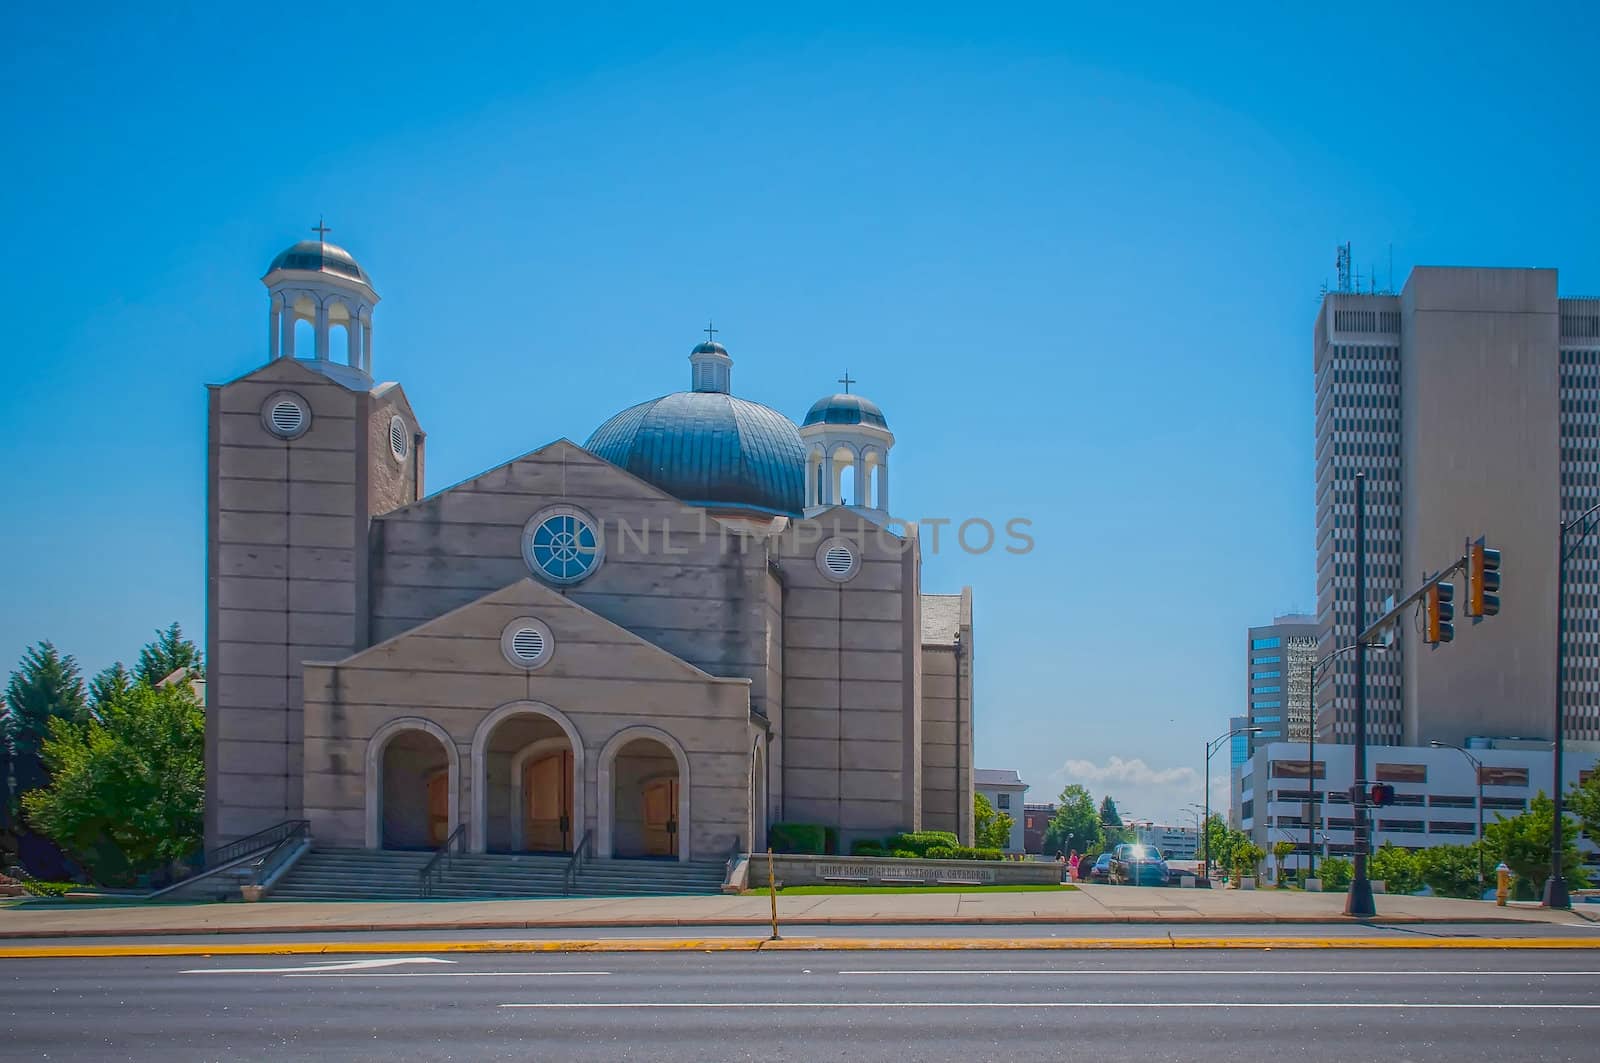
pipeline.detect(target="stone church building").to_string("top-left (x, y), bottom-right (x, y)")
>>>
top-left (205, 234), bottom-right (975, 868)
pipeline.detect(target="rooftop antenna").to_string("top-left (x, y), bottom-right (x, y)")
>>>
top-left (1336, 242), bottom-right (1352, 293)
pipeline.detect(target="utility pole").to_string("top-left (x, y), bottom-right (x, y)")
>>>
top-left (1347, 473), bottom-right (1377, 918)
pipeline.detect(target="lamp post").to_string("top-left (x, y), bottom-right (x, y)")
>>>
top-left (1204, 726), bottom-right (1262, 883)
top-left (1548, 501), bottom-right (1600, 909)
top-left (1429, 740), bottom-right (1485, 895)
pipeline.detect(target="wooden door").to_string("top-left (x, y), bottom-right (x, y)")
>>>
top-left (524, 750), bottom-right (573, 852)
top-left (642, 777), bottom-right (679, 857)
top-left (427, 772), bottom-right (449, 847)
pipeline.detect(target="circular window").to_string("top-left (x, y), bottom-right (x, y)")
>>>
top-left (817, 537), bottom-right (859, 582)
top-left (522, 505), bottom-right (604, 585)
top-left (501, 618), bottom-right (554, 670)
top-left (261, 392), bottom-right (310, 440)
top-left (389, 416), bottom-right (408, 461)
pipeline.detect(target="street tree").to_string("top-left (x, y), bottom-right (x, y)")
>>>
top-left (1568, 772), bottom-right (1600, 845)
top-left (21, 680), bottom-right (203, 885)
top-left (1482, 792), bottom-right (1588, 897)
top-left (973, 792), bottom-right (1014, 850)
top-left (3, 642), bottom-right (88, 795)
top-left (1418, 844), bottom-right (1483, 899)
top-left (88, 663), bottom-right (133, 714)
top-left (1368, 843), bottom-right (1423, 895)
top-left (1044, 784), bottom-right (1103, 856)
top-left (1271, 840), bottom-right (1296, 885)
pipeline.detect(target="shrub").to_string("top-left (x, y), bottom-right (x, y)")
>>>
top-left (850, 839), bottom-right (885, 857)
top-left (1368, 843), bottom-right (1424, 896)
top-left (1319, 857), bottom-right (1353, 890)
top-left (891, 849), bottom-right (918, 859)
top-left (964, 847), bottom-right (1003, 861)
top-left (769, 823), bottom-right (828, 855)
top-left (824, 827), bottom-right (839, 855)
top-left (1419, 844), bottom-right (1484, 899)
top-left (923, 845), bottom-right (958, 860)
top-left (887, 831), bottom-right (961, 857)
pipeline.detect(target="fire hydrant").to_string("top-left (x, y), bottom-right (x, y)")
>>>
top-left (1496, 862), bottom-right (1511, 906)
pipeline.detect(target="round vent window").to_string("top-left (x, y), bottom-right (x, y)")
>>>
top-left (389, 416), bottom-right (408, 461)
top-left (261, 392), bottom-right (310, 440)
top-left (522, 505), bottom-right (605, 585)
top-left (501, 618), bottom-right (554, 670)
top-left (817, 537), bottom-right (859, 582)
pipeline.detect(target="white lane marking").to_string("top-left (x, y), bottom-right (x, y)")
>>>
top-left (499, 1001), bottom-right (1600, 1010)
top-left (182, 957), bottom-right (455, 975)
top-left (287, 971), bottom-right (612, 979)
top-left (838, 966), bottom-right (1600, 973)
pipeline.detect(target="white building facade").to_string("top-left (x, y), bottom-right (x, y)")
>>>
top-left (974, 769), bottom-right (1028, 853)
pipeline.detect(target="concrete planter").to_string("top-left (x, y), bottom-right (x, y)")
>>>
top-left (748, 853), bottom-right (1062, 889)
top-left (1372, 880), bottom-right (1387, 894)
top-left (1239, 877), bottom-right (1256, 890)
top-left (1305, 877), bottom-right (1323, 892)
top-left (239, 885), bottom-right (264, 902)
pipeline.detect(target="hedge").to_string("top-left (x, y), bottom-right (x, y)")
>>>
top-left (770, 823), bottom-right (828, 855)
top-left (886, 831), bottom-right (960, 857)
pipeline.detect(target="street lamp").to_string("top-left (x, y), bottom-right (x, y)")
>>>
top-left (1430, 740), bottom-right (1486, 895)
top-left (1204, 725), bottom-right (1262, 883)
top-left (1548, 501), bottom-right (1600, 909)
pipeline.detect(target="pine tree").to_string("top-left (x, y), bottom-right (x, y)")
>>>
top-left (1098, 795), bottom-right (1121, 826)
top-left (89, 663), bottom-right (133, 713)
top-left (135, 623), bottom-right (204, 687)
top-left (4, 642), bottom-right (88, 792)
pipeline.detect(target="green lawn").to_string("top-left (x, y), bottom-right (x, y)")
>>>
top-left (773, 883), bottom-right (1076, 896)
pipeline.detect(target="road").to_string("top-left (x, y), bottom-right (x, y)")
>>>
top-left (5, 947), bottom-right (1600, 1061)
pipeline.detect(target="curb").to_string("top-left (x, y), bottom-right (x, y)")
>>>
top-left (0, 912), bottom-right (1571, 941)
top-left (3, 936), bottom-right (1600, 959)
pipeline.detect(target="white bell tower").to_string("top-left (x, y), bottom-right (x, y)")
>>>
top-left (262, 218), bottom-right (379, 385)
top-left (799, 372), bottom-right (894, 520)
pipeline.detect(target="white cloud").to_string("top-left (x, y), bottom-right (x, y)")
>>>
top-left (1053, 755), bottom-right (1230, 826)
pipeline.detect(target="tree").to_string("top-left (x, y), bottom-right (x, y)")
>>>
top-left (21, 680), bottom-right (203, 885)
top-left (1197, 814), bottom-right (1229, 869)
top-left (1271, 840), bottom-right (1296, 885)
top-left (1044, 784), bottom-right (1103, 856)
top-left (1568, 771), bottom-right (1600, 846)
top-left (1482, 792), bottom-right (1588, 899)
top-left (1232, 841), bottom-right (1265, 883)
top-left (4, 642), bottom-right (88, 795)
top-left (1319, 856), bottom-right (1353, 890)
top-left (1368, 843), bottom-right (1423, 896)
top-left (88, 663), bottom-right (132, 714)
top-left (973, 793), bottom-right (1014, 850)
top-left (135, 623), bottom-right (204, 687)
top-left (1098, 796), bottom-right (1121, 827)
top-left (1419, 844), bottom-right (1484, 899)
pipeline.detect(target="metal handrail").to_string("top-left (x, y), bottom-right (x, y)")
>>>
top-left (246, 821), bottom-right (311, 887)
top-left (562, 830), bottom-right (594, 896)
top-left (418, 824), bottom-right (467, 898)
top-left (205, 819), bottom-right (307, 870)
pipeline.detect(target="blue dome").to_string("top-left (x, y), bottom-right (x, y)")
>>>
top-left (267, 240), bottom-right (371, 284)
top-left (585, 392), bottom-right (805, 517)
top-left (802, 393), bottom-right (888, 429)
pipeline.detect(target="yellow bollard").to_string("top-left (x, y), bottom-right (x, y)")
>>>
top-left (1496, 862), bottom-right (1511, 906)
top-left (767, 847), bottom-right (781, 941)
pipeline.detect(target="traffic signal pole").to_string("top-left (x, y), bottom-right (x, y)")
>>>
top-left (1347, 474), bottom-right (1376, 918)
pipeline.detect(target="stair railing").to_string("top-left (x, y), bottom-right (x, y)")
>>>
top-left (562, 830), bottom-right (594, 896)
top-left (243, 820), bottom-right (311, 890)
top-left (418, 824), bottom-right (467, 898)
top-left (204, 819), bottom-right (308, 871)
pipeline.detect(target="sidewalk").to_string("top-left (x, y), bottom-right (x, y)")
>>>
top-left (2, 884), bottom-right (1592, 940)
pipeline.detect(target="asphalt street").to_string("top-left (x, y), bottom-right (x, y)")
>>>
top-left (5, 948), bottom-right (1600, 1061)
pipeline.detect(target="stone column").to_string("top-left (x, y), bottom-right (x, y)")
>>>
top-left (280, 303), bottom-right (296, 358)
top-left (363, 316), bottom-right (374, 370)
top-left (853, 453), bottom-right (867, 507)
top-left (268, 301), bottom-right (281, 360)
top-left (347, 313), bottom-right (361, 367)
top-left (314, 301), bottom-right (329, 360)
top-left (877, 459), bottom-right (889, 514)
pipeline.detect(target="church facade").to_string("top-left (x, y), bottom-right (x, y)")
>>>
top-left (205, 234), bottom-right (975, 864)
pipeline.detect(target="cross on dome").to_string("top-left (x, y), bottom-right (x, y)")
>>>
top-left (838, 370), bottom-right (856, 394)
top-left (704, 319), bottom-right (718, 343)
top-left (311, 217), bottom-right (332, 242)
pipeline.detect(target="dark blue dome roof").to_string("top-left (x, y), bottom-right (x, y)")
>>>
top-left (267, 240), bottom-right (371, 284)
top-left (585, 392), bottom-right (805, 517)
top-left (802, 393), bottom-right (888, 429)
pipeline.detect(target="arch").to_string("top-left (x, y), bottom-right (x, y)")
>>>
top-left (364, 717), bottom-right (460, 850)
top-left (831, 443), bottom-right (859, 508)
top-left (597, 725), bottom-right (691, 862)
top-left (806, 448), bottom-right (826, 507)
top-left (470, 701), bottom-right (586, 853)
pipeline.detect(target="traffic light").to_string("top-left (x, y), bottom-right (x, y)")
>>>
top-left (1369, 783), bottom-right (1396, 808)
top-left (1425, 580), bottom-right (1455, 645)
top-left (1468, 538), bottom-right (1501, 619)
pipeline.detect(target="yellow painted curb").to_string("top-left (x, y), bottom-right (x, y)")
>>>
top-left (3, 936), bottom-right (1599, 959)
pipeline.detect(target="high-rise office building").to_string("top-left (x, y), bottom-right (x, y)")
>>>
top-left (1246, 615), bottom-right (1317, 746)
top-left (1314, 266), bottom-right (1600, 746)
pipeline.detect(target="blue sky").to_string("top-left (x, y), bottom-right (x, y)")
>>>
top-left (4, 3), bottom-right (1598, 824)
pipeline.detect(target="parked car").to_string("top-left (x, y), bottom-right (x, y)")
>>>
top-left (1110, 843), bottom-right (1170, 886)
top-left (1087, 852), bottom-right (1114, 883)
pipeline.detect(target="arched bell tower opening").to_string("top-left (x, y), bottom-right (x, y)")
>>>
top-left (799, 374), bottom-right (895, 519)
top-left (263, 218), bottom-right (379, 382)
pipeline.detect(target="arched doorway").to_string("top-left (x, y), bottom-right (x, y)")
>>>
top-left (470, 702), bottom-right (585, 854)
top-left (598, 726), bottom-right (690, 862)
top-left (364, 718), bottom-right (459, 851)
